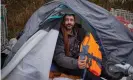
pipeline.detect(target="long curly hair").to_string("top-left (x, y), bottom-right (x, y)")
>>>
top-left (61, 14), bottom-right (76, 56)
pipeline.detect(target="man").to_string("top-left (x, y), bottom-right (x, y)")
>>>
top-left (53, 14), bottom-right (101, 80)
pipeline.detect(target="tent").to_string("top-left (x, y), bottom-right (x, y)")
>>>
top-left (2, 0), bottom-right (133, 80)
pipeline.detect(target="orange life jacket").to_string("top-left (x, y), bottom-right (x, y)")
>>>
top-left (80, 33), bottom-right (102, 76)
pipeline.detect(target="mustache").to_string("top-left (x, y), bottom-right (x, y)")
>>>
top-left (66, 24), bottom-right (74, 26)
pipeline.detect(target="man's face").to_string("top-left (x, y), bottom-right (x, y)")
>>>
top-left (64, 15), bottom-right (75, 30)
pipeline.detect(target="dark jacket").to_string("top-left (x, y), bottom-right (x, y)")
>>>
top-left (53, 25), bottom-right (86, 70)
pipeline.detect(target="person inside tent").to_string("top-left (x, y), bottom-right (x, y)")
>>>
top-left (52, 13), bottom-right (102, 80)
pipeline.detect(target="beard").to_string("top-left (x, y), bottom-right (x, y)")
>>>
top-left (66, 25), bottom-right (74, 30)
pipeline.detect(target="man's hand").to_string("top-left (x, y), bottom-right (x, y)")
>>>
top-left (78, 56), bottom-right (87, 69)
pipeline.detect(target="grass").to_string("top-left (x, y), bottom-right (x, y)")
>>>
top-left (5, 0), bottom-right (48, 39)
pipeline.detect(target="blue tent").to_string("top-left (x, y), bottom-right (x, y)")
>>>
top-left (2, 0), bottom-right (133, 80)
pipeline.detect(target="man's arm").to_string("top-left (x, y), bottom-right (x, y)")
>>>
top-left (53, 35), bottom-right (79, 69)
